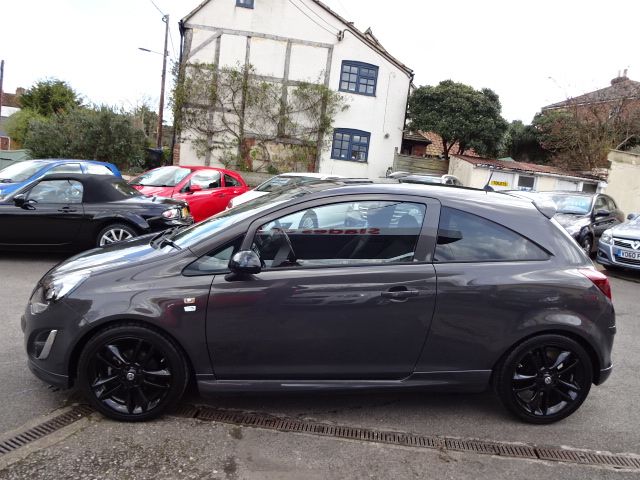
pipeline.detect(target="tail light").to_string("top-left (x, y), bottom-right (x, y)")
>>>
top-left (579, 268), bottom-right (612, 300)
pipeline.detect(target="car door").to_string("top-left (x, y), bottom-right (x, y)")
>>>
top-left (221, 173), bottom-right (249, 205)
top-left (0, 179), bottom-right (85, 245)
top-left (173, 170), bottom-right (226, 221)
top-left (206, 196), bottom-right (439, 380)
top-left (592, 195), bottom-right (615, 239)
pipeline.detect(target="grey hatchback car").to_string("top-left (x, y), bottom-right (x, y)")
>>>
top-left (23, 182), bottom-right (615, 424)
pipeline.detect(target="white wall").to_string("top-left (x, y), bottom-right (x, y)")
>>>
top-left (606, 150), bottom-right (640, 215)
top-left (180, 0), bottom-right (412, 178)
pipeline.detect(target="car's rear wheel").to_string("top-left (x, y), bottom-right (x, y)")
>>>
top-left (494, 334), bottom-right (592, 424)
top-left (77, 324), bottom-right (189, 422)
top-left (97, 223), bottom-right (137, 247)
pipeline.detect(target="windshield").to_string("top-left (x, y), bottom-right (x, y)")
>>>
top-left (172, 184), bottom-right (331, 248)
top-left (541, 194), bottom-right (592, 215)
top-left (0, 160), bottom-right (47, 183)
top-left (130, 166), bottom-right (191, 187)
top-left (256, 175), bottom-right (322, 193)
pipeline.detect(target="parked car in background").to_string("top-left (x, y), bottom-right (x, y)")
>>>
top-left (514, 191), bottom-right (624, 255)
top-left (392, 173), bottom-right (463, 187)
top-left (130, 166), bottom-right (249, 222)
top-left (24, 182), bottom-right (614, 424)
top-left (0, 159), bottom-right (122, 199)
top-left (0, 174), bottom-right (192, 250)
top-left (226, 173), bottom-right (344, 210)
top-left (597, 212), bottom-right (640, 271)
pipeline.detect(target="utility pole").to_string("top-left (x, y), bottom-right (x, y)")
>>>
top-left (157, 14), bottom-right (169, 149)
top-left (0, 60), bottom-right (4, 120)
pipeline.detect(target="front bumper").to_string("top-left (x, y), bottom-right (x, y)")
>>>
top-left (597, 241), bottom-right (640, 271)
top-left (22, 292), bottom-right (84, 389)
top-left (28, 357), bottom-right (70, 388)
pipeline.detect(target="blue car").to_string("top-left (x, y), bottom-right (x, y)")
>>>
top-left (0, 159), bottom-right (122, 198)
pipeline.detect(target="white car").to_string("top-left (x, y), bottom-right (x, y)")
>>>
top-left (226, 173), bottom-right (344, 210)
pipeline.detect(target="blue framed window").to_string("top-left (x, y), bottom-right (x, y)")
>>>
top-left (236, 0), bottom-right (254, 8)
top-left (339, 61), bottom-right (378, 96)
top-left (331, 129), bottom-right (370, 163)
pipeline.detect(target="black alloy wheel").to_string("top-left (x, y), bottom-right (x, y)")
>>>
top-left (495, 334), bottom-right (592, 424)
top-left (77, 324), bottom-right (188, 421)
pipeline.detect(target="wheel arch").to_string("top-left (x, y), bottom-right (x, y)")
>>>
top-left (491, 329), bottom-right (602, 387)
top-left (67, 318), bottom-right (196, 387)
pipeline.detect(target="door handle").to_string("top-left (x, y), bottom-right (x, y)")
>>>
top-left (58, 206), bottom-right (77, 213)
top-left (381, 288), bottom-right (420, 301)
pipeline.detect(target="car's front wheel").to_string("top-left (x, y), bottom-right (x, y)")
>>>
top-left (494, 334), bottom-right (592, 424)
top-left (77, 324), bottom-right (189, 422)
top-left (97, 223), bottom-right (137, 247)
top-left (580, 236), bottom-right (593, 256)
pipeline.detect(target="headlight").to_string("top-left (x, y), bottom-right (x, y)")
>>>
top-left (601, 229), bottom-right (613, 245)
top-left (43, 273), bottom-right (89, 302)
top-left (162, 208), bottom-right (180, 219)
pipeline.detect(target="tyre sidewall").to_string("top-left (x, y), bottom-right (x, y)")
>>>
top-left (77, 325), bottom-right (188, 422)
top-left (496, 334), bottom-right (593, 424)
top-left (96, 223), bottom-right (138, 247)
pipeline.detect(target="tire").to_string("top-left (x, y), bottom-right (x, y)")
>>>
top-left (97, 223), bottom-right (137, 247)
top-left (580, 236), bottom-right (593, 257)
top-left (300, 210), bottom-right (318, 229)
top-left (494, 334), bottom-right (592, 424)
top-left (77, 323), bottom-right (189, 422)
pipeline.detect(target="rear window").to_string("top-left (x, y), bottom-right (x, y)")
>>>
top-left (85, 164), bottom-right (115, 175)
top-left (434, 207), bottom-right (548, 262)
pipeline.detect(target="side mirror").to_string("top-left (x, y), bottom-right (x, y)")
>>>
top-left (594, 209), bottom-right (610, 218)
top-left (229, 250), bottom-right (262, 275)
top-left (628, 213), bottom-right (639, 221)
top-left (13, 194), bottom-right (27, 207)
top-left (189, 184), bottom-right (203, 193)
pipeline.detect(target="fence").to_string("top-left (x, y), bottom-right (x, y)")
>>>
top-left (392, 149), bottom-right (449, 176)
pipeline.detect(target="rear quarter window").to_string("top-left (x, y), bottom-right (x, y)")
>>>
top-left (434, 207), bottom-right (549, 262)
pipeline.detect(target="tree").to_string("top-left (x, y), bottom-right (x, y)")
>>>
top-left (499, 120), bottom-right (549, 163)
top-left (408, 80), bottom-right (508, 159)
top-left (173, 62), bottom-right (347, 171)
top-left (19, 79), bottom-right (81, 117)
top-left (23, 106), bottom-right (146, 170)
top-left (533, 99), bottom-right (640, 170)
top-left (4, 109), bottom-right (47, 147)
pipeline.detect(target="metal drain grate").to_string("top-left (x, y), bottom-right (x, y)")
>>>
top-left (0, 405), bottom-right (93, 456)
top-left (177, 405), bottom-right (640, 470)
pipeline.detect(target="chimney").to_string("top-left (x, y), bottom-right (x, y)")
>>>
top-left (15, 87), bottom-right (25, 96)
top-left (611, 69), bottom-right (629, 85)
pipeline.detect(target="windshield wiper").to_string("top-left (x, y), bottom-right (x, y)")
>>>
top-left (0, 178), bottom-right (13, 183)
top-left (150, 226), bottom-right (184, 250)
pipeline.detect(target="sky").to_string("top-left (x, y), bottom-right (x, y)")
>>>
top-left (1, 0), bottom-right (639, 124)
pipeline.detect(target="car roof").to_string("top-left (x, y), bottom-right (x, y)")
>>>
top-left (177, 165), bottom-right (237, 173)
top-left (30, 159), bottom-right (116, 167)
top-left (278, 172), bottom-right (344, 179)
top-left (25, 173), bottom-right (134, 203)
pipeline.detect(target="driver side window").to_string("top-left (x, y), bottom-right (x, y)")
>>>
top-left (27, 180), bottom-right (83, 204)
top-left (252, 201), bottom-right (426, 269)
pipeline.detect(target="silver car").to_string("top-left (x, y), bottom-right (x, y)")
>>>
top-left (597, 213), bottom-right (640, 270)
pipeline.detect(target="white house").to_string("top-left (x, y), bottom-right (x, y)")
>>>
top-left (177, 0), bottom-right (413, 178)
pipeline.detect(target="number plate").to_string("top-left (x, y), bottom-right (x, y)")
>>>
top-left (615, 249), bottom-right (640, 259)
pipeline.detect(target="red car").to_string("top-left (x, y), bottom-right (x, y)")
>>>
top-left (130, 166), bottom-right (249, 222)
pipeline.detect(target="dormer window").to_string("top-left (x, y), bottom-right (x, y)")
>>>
top-left (339, 61), bottom-right (378, 96)
top-left (236, 0), bottom-right (254, 8)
